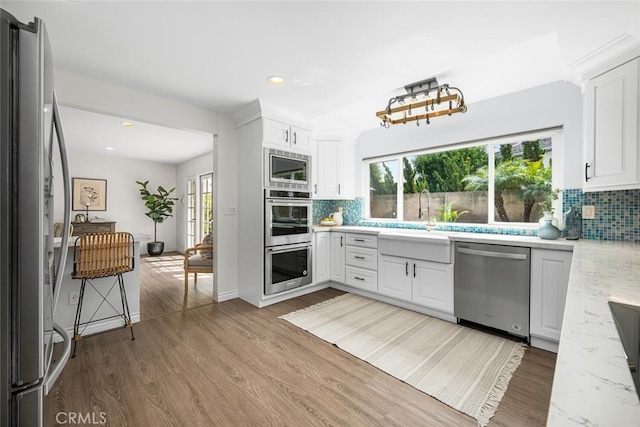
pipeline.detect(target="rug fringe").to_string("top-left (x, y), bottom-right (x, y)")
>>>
top-left (475, 342), bottom-right (527, 427)
top-left (278, 293), bottom-right (350, 321)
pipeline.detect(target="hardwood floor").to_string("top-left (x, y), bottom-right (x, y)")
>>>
top-left (46, 269), bottom-right (556, 426)
top-left (139, 252), bottom-right (214, 321)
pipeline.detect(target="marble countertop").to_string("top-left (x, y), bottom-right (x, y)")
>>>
top-left (313, 225), bottom-right (574, 250)
top-left (547, 240), bottom-right (640, 426)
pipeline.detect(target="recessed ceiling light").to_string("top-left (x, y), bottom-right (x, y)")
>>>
top-left (121, 122), bottom-right (134, 128)
top-left (267, 75), bottom-right (285, 85)
top-left (103, 146), bottom-right (115, 151)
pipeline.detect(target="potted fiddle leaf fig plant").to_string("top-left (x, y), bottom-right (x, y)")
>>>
top-left (136, 180), bottom-right (177, 256)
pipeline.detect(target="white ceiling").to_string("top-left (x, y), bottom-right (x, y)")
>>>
top-left (4, 1), bottom-right (640, 160)
top-left (58, 106), bottom-right (213, 164)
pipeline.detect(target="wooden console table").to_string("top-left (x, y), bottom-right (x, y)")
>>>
top-left (71, 221), bottom-right (116, 236)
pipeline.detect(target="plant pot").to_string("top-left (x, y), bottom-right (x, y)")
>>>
top-left (147, 241), bottom-right (165, 256)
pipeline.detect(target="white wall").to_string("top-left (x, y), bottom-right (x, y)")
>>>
top-left (175, 151), bottom-right (214, 253)
top-left (214, 114), bottom-right (239, 300)
top-left (53, 70), bottom-right (238, 300)
top-left (355, 81), bottom-right (583, 194)
top-left (53, 150), bottom-right (178, 253)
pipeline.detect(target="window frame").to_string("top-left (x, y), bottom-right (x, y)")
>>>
top-left (185, 171), bottom-right (214, 248)
top-left (364, 128), bottom-right (564, 227)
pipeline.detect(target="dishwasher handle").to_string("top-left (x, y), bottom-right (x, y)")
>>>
top-left (456, 247), bottom-right (528, 260)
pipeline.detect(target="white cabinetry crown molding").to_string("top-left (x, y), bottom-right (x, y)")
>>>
top-left (570, 34), bottom-right (640, 82)
top-left (231, 98), bottom-right (317, 129)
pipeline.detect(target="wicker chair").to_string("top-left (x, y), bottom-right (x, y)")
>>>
top-left (71, 232), bottom-right (135, 356)
top-left (183, 243), bottom-right (213, 293)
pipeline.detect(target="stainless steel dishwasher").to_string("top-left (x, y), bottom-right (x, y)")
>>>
top-left (454, 242), bottom-right (530, 339)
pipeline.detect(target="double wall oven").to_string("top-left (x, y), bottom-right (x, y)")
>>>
top-left (264, 148), bottom-right (313, 296)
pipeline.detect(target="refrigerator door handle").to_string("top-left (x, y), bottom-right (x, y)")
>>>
top-left (51, 90), bottom-right (71, 314)
top-left (42, 322), bottom-right (71, 395)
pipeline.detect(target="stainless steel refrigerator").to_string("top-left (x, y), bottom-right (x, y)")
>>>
top-left (1, 9), bottom-right (73, 426)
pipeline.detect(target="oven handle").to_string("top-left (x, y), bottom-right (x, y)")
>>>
top-left (267, 243), bottom-right (312, 254)
top-left (266, 199), bottom-right (312, 204)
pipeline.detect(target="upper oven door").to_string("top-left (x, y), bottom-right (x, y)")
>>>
top-left (264, 148), bottom-right (310, 189)
top-left (265, 199), bottom-right (311, 246)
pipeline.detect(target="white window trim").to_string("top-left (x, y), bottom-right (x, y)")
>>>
top-left (186, 171), bottom-right (214, 247)
top-left (364, 128), bottom-right (564, 228)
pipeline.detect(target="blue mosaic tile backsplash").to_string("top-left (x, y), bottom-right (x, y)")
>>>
top-left (314, 189), bottom-right (640, 242)
top-left (563, 188), bottom-right (640, 242)
top-left (313, 198), bottom-right (364, 226)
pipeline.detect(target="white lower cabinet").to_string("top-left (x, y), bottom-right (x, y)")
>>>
top-left (530, 249), bottom-right (573, 349)
top-left (330, 232), bottom-right (346, 284)
top-left (378, 255), bottom-right (413, 302)
top-left (344, 233), bottom-right (378, 291)
top-left (345, 266), bottom-right (377, 292)
top-left (313, 232), bottom-right (330, 284)
top-left (379, 255), bottom-right (453, 311)
top-left (411, 260), bottom-right (454, 314)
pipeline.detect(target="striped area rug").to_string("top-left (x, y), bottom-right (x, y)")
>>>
top-left (280, 293), bottom-right (526, 426)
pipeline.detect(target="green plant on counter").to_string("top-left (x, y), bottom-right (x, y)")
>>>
top-left (538, 188), bottom-right (562, 215)
top-left (437, 201), bottom-right (468, 223)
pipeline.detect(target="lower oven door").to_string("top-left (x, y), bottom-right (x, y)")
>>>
top-left (265, 242), bottom-right (313, 296)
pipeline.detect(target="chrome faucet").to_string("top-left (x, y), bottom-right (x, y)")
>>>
top-left (418, 187), bottom-right (434, 230)
top-left (418, 188), bottom-right (431, 221)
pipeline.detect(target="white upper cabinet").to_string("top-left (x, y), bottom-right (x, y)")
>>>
top-left (583, 57), bottom-right (640, 191)
top-left (313, 139), bottom-right (355, 199)
top-left (263, 118), bottom-right (311, 152)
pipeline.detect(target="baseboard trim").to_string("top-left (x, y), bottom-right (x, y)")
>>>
top-left (53, 312), bottom-right (141, 343)
top-left (530, 335), bottom-right (559, 353)
top-left (216, 290), bottom-right (238, 302)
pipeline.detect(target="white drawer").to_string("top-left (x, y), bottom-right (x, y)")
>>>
top-left (345, 266), bottom-right (377, 292)
top-left (346, 246), bottom-right (378, 270)
top-left (346, 233), bottom-right (378, 249)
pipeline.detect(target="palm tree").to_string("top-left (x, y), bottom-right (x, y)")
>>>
top-left (520, 160), bottom-right (552, 222)
top-left (463, 159), bottom-right (525, 222)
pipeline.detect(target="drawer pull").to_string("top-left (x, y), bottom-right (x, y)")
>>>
top-left (354, 276), bottom-right (365, 281)
top-left (354, 256), bottom-right (365, 260)
top-left (354, 238), bottom-right (365, 242)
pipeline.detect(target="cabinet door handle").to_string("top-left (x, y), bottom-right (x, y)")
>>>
top-left (405, 262), bottom-right (409, 276)
top-left (338, 184), bottom-right (341, 194)
top-left (314, 184), bottom-right (317, 194)
top-left (285, 129), bottom-right (289, 143)
top-left (413, 263), bottom-right (416, 278)
top-left (585, 162), bottom-right (591, 181)
top-left (293, 131), bottom-right (297, 144)
top-left (340, 236), bottom-right (343, 247)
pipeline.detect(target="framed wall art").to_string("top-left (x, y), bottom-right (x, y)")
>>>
top-left (72, 177), bottom-right (107, 211)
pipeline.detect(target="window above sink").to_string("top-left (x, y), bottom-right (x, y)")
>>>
top-left (364, 128), bottom-right (564, 227)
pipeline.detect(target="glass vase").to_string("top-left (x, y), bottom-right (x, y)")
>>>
top-left (563, 206), bottom-right (582, 240)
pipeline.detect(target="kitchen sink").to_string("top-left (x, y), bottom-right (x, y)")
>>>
top-left (379, 228), bottom-right (449, 241)
top-left (378, 229), bottom-right (451, 263)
